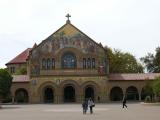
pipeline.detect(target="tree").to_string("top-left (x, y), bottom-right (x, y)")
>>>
top-left (0, 69), bottom-right (13, 99)
top-left (152, 77), bottom-right (160, 101)
top-left (105, 47), bottom-right (144, 73)
top-left (142, 81), bottom-right (154, 101)
top-left (141, 47), bottom-right (160, 73)
top-left (15, 66), bottom-right (27, 75)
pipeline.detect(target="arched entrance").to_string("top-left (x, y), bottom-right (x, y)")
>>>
top-left (15, 88), bottom-right (29, 103)
top-left (110, 87), bottom-right (123, 101)
top-left (141, 87), bottom-right (154, 101)
top-left (64, 86), bottom-right (75, 102)
top-left (43, 87), bottom-right (54, 103)
top-left (126, 86), bottom-right (139, 100)
top-left (85, 86), bottom-right (94, 100)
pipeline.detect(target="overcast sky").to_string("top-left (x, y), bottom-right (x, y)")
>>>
top-left (0, 0), bottom-right (160, 68)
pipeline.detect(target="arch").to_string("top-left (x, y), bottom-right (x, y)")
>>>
top-left (126, 86), bottom-right (139, 100)
top-left (61, 52), bottom-right (76, 69)
top-left (43, 86), bottom-right (54, 103)
top-left (15, 88), bottom-right (29, 103)
top-left (141, 87), bottom-right (154, 101)
top-left (85, 86), bottom-right (94, 100)
top-left (38, 82), bottom-right (58, 103)
top-left (110, 86), bottom-right (123, 101)
top-left (60, 80), bottom-right (79, 103)
top-left (63, 85), bottom-right (75, 102)
top-left (81, 81), bottom-right (100, 101)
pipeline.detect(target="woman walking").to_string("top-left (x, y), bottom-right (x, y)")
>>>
top-left (88, 98), bottom-right (95, 114)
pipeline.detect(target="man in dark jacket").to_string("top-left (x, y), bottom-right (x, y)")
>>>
top-left (82, 99), bottom-right (88, 114)
top-left (122, 97), bottom-right (127, 108)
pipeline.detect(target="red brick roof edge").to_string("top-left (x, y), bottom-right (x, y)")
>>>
top-left (108, 73), bottom-right (160, 81)
top-left (6, 48), bottom-right (31, 65)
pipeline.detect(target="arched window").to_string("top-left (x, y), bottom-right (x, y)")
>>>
top-left (83, 58), bottom-right (86, 69)
top-left (47, 58), bottom-right (51, 70)
top-left (92, 58), bottom-right (95, 68)
top-left (42, 58), bottom-right (46, 70)
top-left (51, 58), bottom-right (55, 69)
top-left (61, 52), bottom-right (76, 69)
top-left (87, 58), bottom-right (91, 68)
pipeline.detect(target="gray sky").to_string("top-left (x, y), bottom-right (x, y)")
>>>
top-left (0, 0), bottom-right (160, 68)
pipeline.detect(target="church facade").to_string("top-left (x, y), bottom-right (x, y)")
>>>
top-left (6, 17), bottom-right (160, 103)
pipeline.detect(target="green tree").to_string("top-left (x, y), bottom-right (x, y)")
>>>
top-left (141, 47), bottom-right (160, 73)
top-left (0, 69), bottom-right (13, 99)
top-left (152, 77), bottom-right (160, 99)
top-left (142, 81), bottom-right (154, 101)
top-left (15, 66), bottom-right (27, 75)
top-left (105, 47), bottom-right (143, 73)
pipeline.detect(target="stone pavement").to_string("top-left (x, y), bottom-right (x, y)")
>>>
top-left (0, 103), bottom-right (160, 120)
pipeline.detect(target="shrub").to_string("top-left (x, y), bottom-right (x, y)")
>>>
top-left (145, 96), bottom-right (151, 103)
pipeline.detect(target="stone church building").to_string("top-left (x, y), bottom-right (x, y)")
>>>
top-left (6, 16), bottom-right (160, 103)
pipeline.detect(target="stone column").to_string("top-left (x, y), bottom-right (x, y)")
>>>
top-left (139, 94), bottom-right (141, 101)
top-left (77, 95), bottom-right (83, 103)
top-left (122, 88), bottom-right (126, 98)
top-left (138, 88), bottom-right (142, 101)
top-left (58, 94), bottom-right (63, 103)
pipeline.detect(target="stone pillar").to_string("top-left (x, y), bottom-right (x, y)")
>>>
top-left (58, 94), bottom-right (63, 103)
top-left (139, 94), bottom-right (141, 101)
top-left (77, 95), bottom-right (83, 103)
top-left (122, 88), bottom-right (126, 98)
top-left (54, 95), bottom-right (58, 104)
top-left (138, 88), bottom-right (142, 101)
top-left (100, 94), bottom-right (107, 103)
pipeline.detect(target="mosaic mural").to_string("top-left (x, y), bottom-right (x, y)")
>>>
top-left (30, 23), bottom-right (107, 75)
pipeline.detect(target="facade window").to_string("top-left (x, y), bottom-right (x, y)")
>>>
top-left (51, 58), bottom-right (55, 69)
top-left (47, 58), bottom-right (51, 70)
top-left (10, 67), bottom-right (15, 73)
top-left (83, 58), bottom-right (86, 69)
top-left (83, 58), bottom-right (95, 69)
top-left (87, 58), bottom-right (91, 68)
top-left (61, 52), bottom-right (76, 69)
top-left (42, 58), bottom-right (55, 70)
top-left (92, 58), bottom-right (95, 68)
top-left (42, 58), bottom-right (46, 70)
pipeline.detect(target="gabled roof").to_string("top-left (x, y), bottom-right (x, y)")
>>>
top-left (108, 73), bottom-right (160, 81)
top-left (30, 21), bottom-right (106, 53)
top-left (6, 48), bottom-right (31, 65)
top-left (12, 75), bottom-right (29, 83)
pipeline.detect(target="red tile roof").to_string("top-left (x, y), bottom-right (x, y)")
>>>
top-left (6, 48), bottom-right (31, 65)
top-left (12, 75), bottom-right (29, 83)
top-left (108, 73), bottom-right (160, 81)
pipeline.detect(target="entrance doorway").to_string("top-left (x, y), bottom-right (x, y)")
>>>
top-left (110, 87), bottom-right (123, 101)
top-left (64, 86), bottom-right (75, 102)
top-left (44, 87), bottom-right (54, 103)
top-left (15, 88), bottom-right (29, 103)
top-left (126, 86), bottom-right (139, 100)
top-left (85, 86), bottom-right (94, 100)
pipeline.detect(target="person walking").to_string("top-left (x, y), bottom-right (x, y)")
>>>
top-left (122, 97), bottom-right (127, 108)
top-left (88, 98), bottom-right (95, 114)
top-left (82, 99), bottom-right (88, 114)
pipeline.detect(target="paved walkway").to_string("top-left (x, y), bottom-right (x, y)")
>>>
top-left (0, 103), bottom-right (160, 120)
